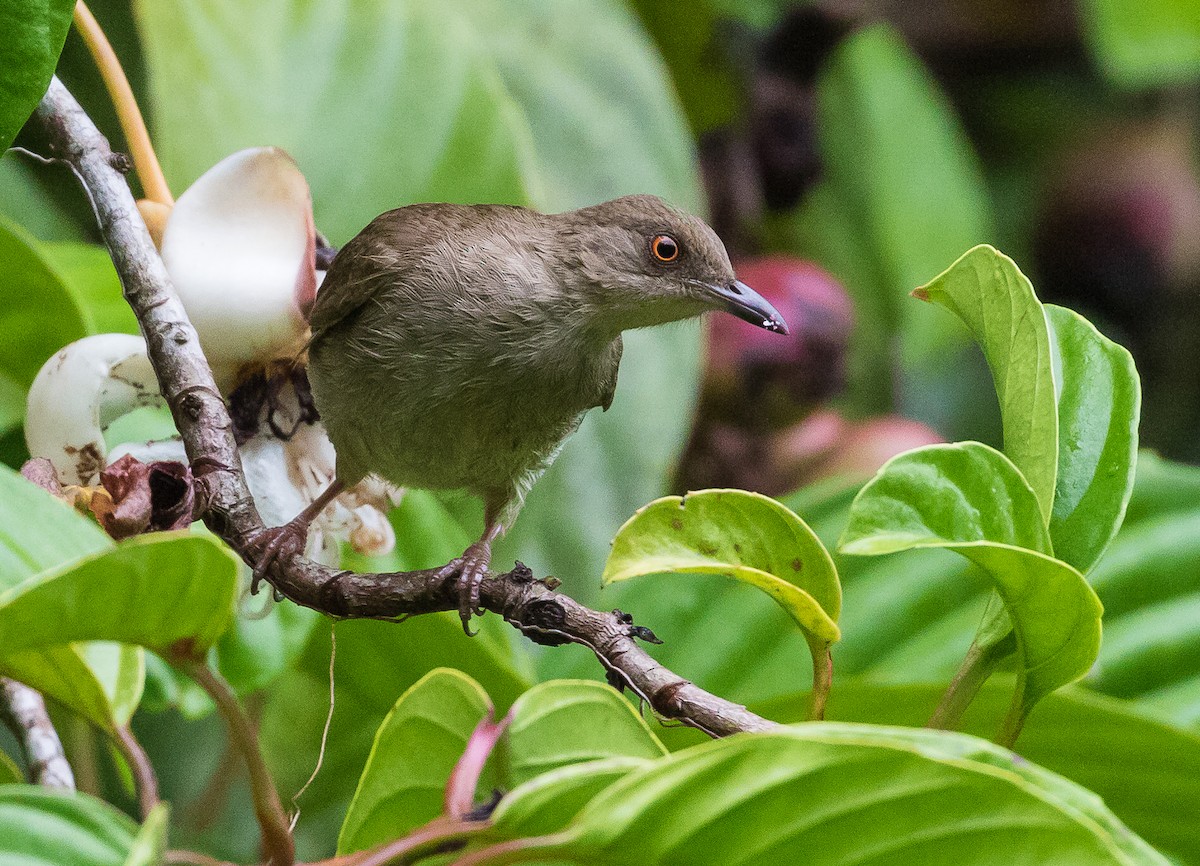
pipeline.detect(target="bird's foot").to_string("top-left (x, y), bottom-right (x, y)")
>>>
top-left (436, 539), bottom-right (493, 637)
top-left (248, 517), bottom-right (311, 594)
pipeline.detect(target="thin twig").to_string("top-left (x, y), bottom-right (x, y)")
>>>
top-left (112, 723), bottom-right (160, 819)
top-left (32, 75), bottom-right (775, 741)
top-left (171, 655), bottom-right (295, 866)
top-left (289, 624), bottom-right (337, 832)
top-left (72, 1), bottom-right (173, 205)
top-left (0, 677), bottom-right (74, 789)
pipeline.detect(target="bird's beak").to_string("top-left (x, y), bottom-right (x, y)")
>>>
top-left (705, 279), bottom-right (789, 334)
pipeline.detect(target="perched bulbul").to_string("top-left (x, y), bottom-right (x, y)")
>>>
top-left (256, 194), bottom-right (787, 633)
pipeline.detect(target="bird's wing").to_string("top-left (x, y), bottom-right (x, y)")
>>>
top-left (308, 205), bottom-right (461, 341)
top-left (598, 335), bottom-right (623, 412)
top-left (307, 232), bottom-right (398, 340)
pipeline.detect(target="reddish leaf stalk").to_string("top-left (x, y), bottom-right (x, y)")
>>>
top-left (172, 655), bottom-right (295, 866)
top-left (112, 722), bottom-right (160, 819)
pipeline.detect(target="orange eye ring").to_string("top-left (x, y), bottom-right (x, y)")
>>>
top-left (651, 234), bottom-right (680, 263)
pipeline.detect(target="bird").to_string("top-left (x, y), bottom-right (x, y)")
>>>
top-left (253, 194), bottom-right (788, 633)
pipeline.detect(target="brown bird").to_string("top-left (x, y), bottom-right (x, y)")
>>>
top-left (255, 194), bottom-right (787, 632)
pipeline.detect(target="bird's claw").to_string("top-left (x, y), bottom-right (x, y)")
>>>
top-left (437, 541), bottom-right (492, 637)
top-left (249, 519), bottom-right (309, 593)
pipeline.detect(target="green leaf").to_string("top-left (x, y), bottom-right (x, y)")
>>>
top-left (840, 443), bottom-right (1103, 737)
top-left (337, 669), bottom-right (491, 855)
top-left (772, 23), bottom-right (994, 420)
top-left (0, 785), bottom-right (140, 866)
top-left (0, 465), bottom-right (145, 729)
top-left (487, 726), bottom-right (1167, 865)
top-left (506, 681), bottom-right (666, 788)
top-left (603, 490), bottom-right (840, 703)
top-left (0, 0), bottom-right (75, 150)
top-left (1044, 304), bottom-right (1140, 574)
top-left (0, 215), bottom-right (92, 432)
top-left (0, 533), bottom-right (239, 659)
top-left (630, 0), bottom-right (738, 133)
top-left (123, 802), bottom-right (168, 866)
top-left (39, 242), bottom-right (141, 337)
top-left (0, 751), bottom-right (19, 785)
top-left (136, 0), bottom-right (704, 592)
top-left (751, 681), bottom-right (1200, 865)
top-left (1082, 0), bottom-right (1200, 89)
top-left (489, 757), bottom-right (651, 840)
top-left (916, 245), bottom-right (1058, 521)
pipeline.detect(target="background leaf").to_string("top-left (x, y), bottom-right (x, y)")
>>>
top-left (0, 0), bottom-right (75, 150)
top-left (0, 216), bottom-right (91, 437)
top-left (771, 23), bottom-right (995, 430)
top-left (1081, 0), bottom-right (1200, 89)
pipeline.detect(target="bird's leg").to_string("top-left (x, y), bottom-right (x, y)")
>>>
top-left (249, 478), bottom-right (345, 592)
top-left (437, 501), bottom-right (504, 637)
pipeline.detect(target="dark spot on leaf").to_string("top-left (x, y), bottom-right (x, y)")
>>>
top-left (733, 543), bottom-right (742, 553)
top-left (698, 542), bottom-right (719, 557)
top-left (791, 558), bottom-right (803, 572)
top-left (670, 518), bottom-right (683, 531)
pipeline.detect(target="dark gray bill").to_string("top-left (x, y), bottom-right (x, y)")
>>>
top-left (707, 279), bottom-right (789, 334)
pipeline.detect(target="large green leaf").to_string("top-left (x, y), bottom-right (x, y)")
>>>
top-left (0, 216), bottom-right (92, 435)
top-left (477, 726), bottom-right (1166, 865)
top-left (39, 241), bottom-right (141, 337)
top-left (337, 669), bottom-right (492, 855)
top-left (505, 680), bottom-right (666, 788)
top-left (602, 490), bottom-right (840, 708)
top-left (0, 0), bottom-right (75, 151)
top-left (135, 0), bottom-right (704, 591)
top-left (748, 682), bottom-right (1200, 866)
top-left (1044, 304), bottom-right (1140, 574)
top-left (1081, 0), bottom-right (1200, 89)
top-left (840, 443), bottom-right (1103, 738)
top-left (0, 465), bottom-right (145, 728)
top-left (0, 785), bottom-right (140, 866)
top-left (489, 757), bottom-right (651, 840)
top-left (0, 532), bottom-right (239, 659)
top-left (916, 245), bottom-right (1058, 521)
top-left (772, 23), bottom-right (994, 421)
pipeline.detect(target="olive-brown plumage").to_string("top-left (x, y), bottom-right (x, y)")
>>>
top-left (260, 194), bottom-right (786, 631)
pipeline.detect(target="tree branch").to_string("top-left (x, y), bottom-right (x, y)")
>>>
top-left (0, 677), bottom-right (74, 789)
top-left (33, 76), bottom-right (774, 739)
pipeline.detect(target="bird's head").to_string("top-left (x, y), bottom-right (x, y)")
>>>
top-left (560, 194), bottom-right (789, 337)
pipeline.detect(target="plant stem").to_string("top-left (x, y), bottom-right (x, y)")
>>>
top-left (348, 817), bottom-right (489, 866)
top-left (72, 0), bottom-right (173, 206)
top-left (809, 645), bottom-right (833, 721)
top-left (927, 632), bottom-right (1015, 732)
top-left (112, 723), bottom-right (160, 820)
top-left (172, 656), bottom-right (295, 866)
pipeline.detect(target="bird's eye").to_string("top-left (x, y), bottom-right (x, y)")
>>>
top-left (651, 234), bottom-right (680, 263)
